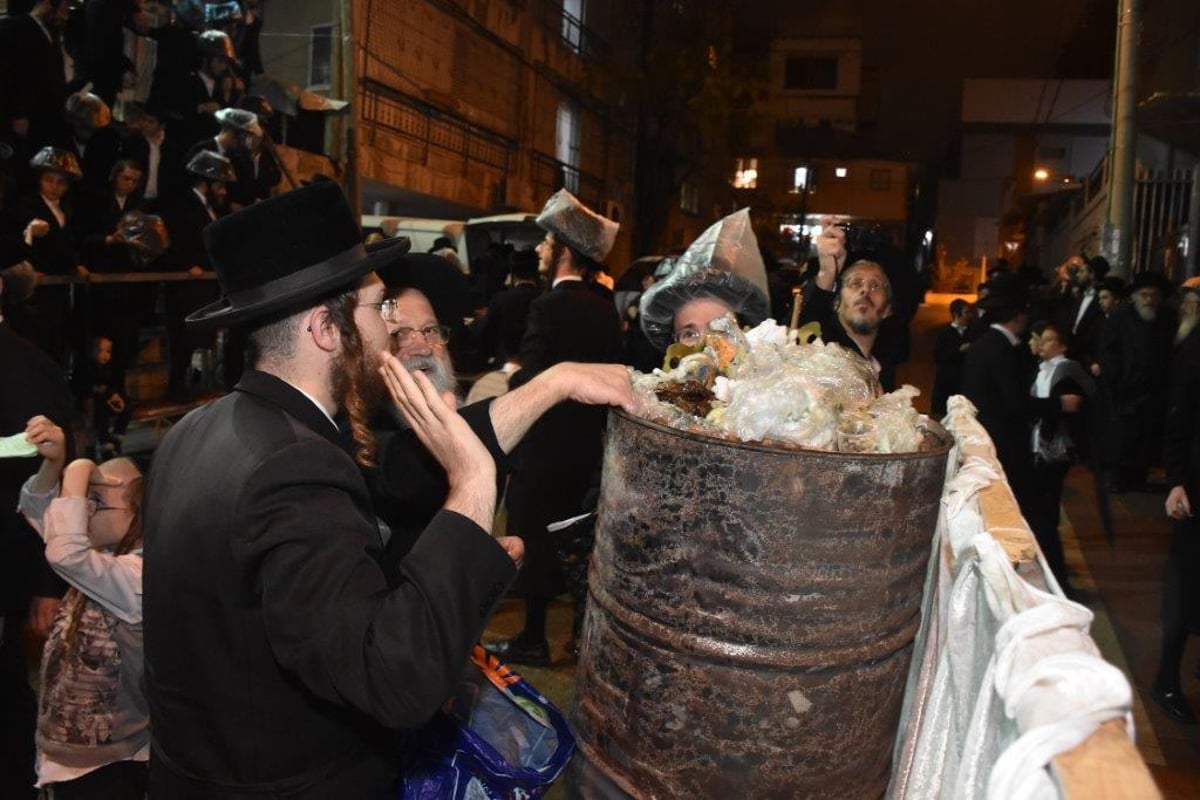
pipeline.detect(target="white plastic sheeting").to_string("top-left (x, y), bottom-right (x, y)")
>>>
top-left (889, 396), bottom-right (1136, 800)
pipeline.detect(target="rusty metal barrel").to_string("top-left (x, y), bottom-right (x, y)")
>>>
top-left (571, 410), bottom-right (952, 799)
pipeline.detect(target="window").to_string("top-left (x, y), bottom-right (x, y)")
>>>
top-left (790, 166), bottom-right (811, 193)
top-left (309, 24), bottom-right (333, 89)
top-left (556, 102), bottom-right (580, 193)
top-left (731, 158), bottom-right (758, 190)
top-left (561, 0), bottom-right (584, 53)
top-left (680, 181), bottom-right (699, 214)
top-left (784, 57), bottom-right (838, 90)
top-left (834, 166), bottom-right (848, 178)
top-left (869, 168), bottom-right (892, 191)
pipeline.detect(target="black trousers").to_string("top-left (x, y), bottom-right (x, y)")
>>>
top-left (1156, 515), bottom-right (1200, 690)
top-left (1028, 459), bottom-right (1072, 592)
top-left (0, 615), bottom-right (37, 800)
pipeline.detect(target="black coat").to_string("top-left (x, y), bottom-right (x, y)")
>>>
top-left (163, 187), bottom-right (215, 270)
top-left (12, 195), bottom-right (76, 275)
top-left (506, 279), bottom-right (623, 596)
top-left (962, 326), bottom-right (1042, 505)
top-left (1056, 289), bottom-right (1104, 366)
top-left (368, 400), bottom-right (512, 570)
top-left (0, 320), bottom-right (72, 620)
top-left (931, 322), bottom-right (970, 416)
top-left (142, 370), bottom-right (516, 798)
top-left (1165, 327), bottom-right (1200, 506)
top-left (120, 132), bottom-right (188, 207)
top-left (0, 14), bottom-right (68, 147)
top-left (475, 280), bottom-right (539, 364)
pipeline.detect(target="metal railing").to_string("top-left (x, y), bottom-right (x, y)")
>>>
top-left (360, 80), bottom-right (516, 174)
top-left (531, 150), bottom-right (605, 209)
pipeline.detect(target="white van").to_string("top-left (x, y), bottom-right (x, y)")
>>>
top-left (360, 213), bottom-right (543, 275)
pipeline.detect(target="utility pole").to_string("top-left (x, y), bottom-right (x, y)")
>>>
top-left (1104, 0), bottom-right (1139, 277)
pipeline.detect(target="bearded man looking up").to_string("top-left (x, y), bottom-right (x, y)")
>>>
top-left (141, 182), bottom-right (524, 798)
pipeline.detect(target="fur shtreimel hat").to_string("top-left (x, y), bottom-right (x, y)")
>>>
top-left (185, 181), bottom-right (409, 329)
top-left (535, 188), bottom-right (618, 264)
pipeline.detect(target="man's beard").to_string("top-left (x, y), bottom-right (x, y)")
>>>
top-left (1176, 313), bottom-right (1199, 345)
top-left (332, 344), bottom-right (386, 418)
top-left (404, 353), bottom-right (457, 395)
top-left (1134, 302), bottom-right (1158, 322)
top-left (387, 352), bottom-right (458, 428)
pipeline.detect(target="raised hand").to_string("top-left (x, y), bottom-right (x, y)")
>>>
top-left (25, 415), bottom-right (66, 467)
top-left (379, 352), bottom-right (495, 531)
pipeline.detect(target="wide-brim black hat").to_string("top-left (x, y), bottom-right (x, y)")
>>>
top-left (371, 245), bottom-right (472, 328)
top-left (185, 181), bottom-right (410, 329)
top-left (1127, 270), bottom-right (1172, 296)
top-left (975, 272), bottom-right (1030, 311)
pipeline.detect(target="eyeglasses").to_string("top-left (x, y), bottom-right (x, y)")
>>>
top-left (675, 326), bottom-right (704, 347)
top-left (843, 276), bottom-right (887, 295)
top-left (86, 496), bottom-right (131, 517)
top-left (392, 324), bottom-right (451, 346)
top-left (360, 298), bottom-right (400, 322)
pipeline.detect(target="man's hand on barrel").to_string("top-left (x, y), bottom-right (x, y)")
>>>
top-left (549, 362), bottom-right (635, 412)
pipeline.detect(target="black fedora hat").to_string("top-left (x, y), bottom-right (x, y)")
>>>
top-left (1127, 270), bottom-right (1172, 297)
top-left (975, 271), bottom-right (1030, 311)
top-left (185, 182), bottom-right (409, 329)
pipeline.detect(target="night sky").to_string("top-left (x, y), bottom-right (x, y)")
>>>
top-left (737, 0), bottom-right (1115, 166)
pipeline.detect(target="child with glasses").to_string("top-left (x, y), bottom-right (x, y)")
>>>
top-left (18, 416), bottom-right (148, 799)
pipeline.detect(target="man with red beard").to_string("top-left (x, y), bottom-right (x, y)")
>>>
top-left (142, 182), bottom-right (525, 798)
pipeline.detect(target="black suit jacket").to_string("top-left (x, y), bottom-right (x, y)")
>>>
top-left (0, 320), bottom-right (72, 620)
top-left (1165, 328), bottom-right (1200, 505)
top-left (963, 327), bottom-right (1053, 494)
top-left (12, 195), bottom-right (76, 275)
top-left (0, 14), bottom-right (67, 146)
top-left (143, 370), bottom-right (516, 798)
top-left (163, 188), bottom-right (214, 270)
top-left (76, 192), bottom-right (141, 272)
top-left (1056, 290), bottom-right (1104, 366)
top-left (475, 280), bottom-right (540, 363)
top-left (931, 323), bottom-right (970, 416)
top-left (506, 279), bottom-right (623, 594)
top-left (121, 133), bottom-right (187, 207)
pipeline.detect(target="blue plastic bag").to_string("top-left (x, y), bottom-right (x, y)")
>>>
top-left (399, 646), bottom-right (575, 800)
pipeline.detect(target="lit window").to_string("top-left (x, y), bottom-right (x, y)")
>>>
top-left (732, 157), bottom-right (758, 190)
top-left (791, 166), bottom-right (810, 193)
top-left (561, 0), bottom-right (584, 54)
top-left (556, 102), bottom-right (580, 193)
top-left (835, 167), bottom-right (848, 178)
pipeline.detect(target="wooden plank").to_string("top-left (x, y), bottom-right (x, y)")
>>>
top-left (1052, 719), bottom-right (1161, 799)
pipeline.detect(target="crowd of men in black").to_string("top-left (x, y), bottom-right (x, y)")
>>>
top-left (931, 255), bottom-right (1200, 724)
top-left (0, 0), bottom-right (274, 422)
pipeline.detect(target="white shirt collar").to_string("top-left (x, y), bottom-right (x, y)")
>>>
top-left (990, 322), bottom-right (1020, 346)
top-left (552, 274), bottom-right (584, 288)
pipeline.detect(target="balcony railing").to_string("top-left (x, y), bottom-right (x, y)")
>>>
top-left (531, 151), bottom-right (605, 209)
top-left (360, 80), bottom-right (515, 174)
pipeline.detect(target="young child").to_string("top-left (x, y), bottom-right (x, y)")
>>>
top-left (74, 336), bottom-right (133, 457)
top-left (19, 415), bottom-right (147, 799)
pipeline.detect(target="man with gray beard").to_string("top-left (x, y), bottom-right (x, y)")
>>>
top-left (365, 281), bottom-right (630, 572)
top-left (1097, 271), bottom-right (1176, 492)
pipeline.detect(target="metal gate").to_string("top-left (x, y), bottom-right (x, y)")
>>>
top-left (1133, 166), bottom-right (1196, 278)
